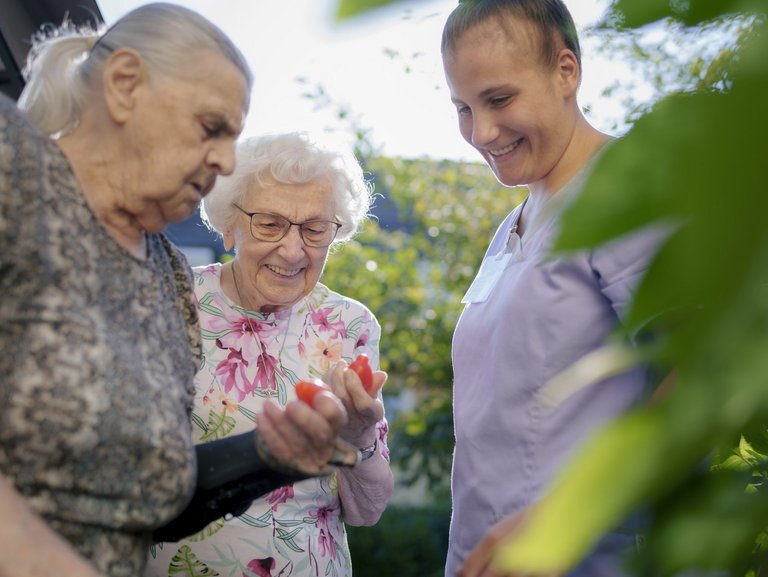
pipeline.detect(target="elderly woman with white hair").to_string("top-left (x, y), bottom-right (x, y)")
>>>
top-left (145, 133), bottom-right (394, 577)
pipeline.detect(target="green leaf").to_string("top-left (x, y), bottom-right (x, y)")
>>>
top-left (199, 409), bottom-right (236, 442)
top-left (334, 0), bottom-right (409, 19)
top-left (237, 404), bottom-right (258, 422)
top-left (611, 0), bottom-right (764, 28)
top-left (168, 545), bottom-right (220, 576)
top-left (611, 0), bottom-right (677, 28)
top-left (643, 471), bottom-right (768, 574)
top-left (186, 518), bottom-right (225, 542)
top-left (275, 527), bottom-right (304, 553)
top-left (494, 411), bottom-right (675, 573)
top-left (238, 509), bottom-right (272, 528)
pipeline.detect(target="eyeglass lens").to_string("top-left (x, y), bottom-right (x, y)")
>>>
top-left (249, 213), bottom-right (338, 247)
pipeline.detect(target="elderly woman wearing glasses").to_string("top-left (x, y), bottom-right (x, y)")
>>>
top-left (144, 132), bottom-right (394, 577)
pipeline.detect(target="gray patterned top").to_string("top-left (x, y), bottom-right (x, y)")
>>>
top-left (0, 95), bottom-right (201, 576)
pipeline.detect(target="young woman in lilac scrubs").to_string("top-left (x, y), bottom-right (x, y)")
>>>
top-left (441, 2), bottom-right (660, 576)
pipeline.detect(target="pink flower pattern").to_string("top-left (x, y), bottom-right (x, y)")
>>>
top-left (309, 304), bottom-right (347, 339)
top-left (311, 504), bottom-right (339, 560)
top-left (254, 351), bottom-right (279, 392)
top-left (214, 347), bottom-right (254, 402)
top-left (244, 557), bottom-right (275, 577)
top-left (266, 485), bottom-right (294, 511)
top-left (208, 293), bottom-right (292, 397)
top-left (208, 293), bottom-right (262, 360)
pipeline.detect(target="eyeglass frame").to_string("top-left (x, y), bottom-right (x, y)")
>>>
top-left (233, 204), bottom-right (342, 248)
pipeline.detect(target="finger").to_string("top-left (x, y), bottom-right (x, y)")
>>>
top-left (326, 359), bottom-right (348, 380)
top-left (342, 365), bottom-right (386, 402)
top-left (457, 538), bottom-right (496, 577)
top-left (268, 399), bottom-right (336, 461)
top-left (368, 370), bottom-right (387, 398)
top-left (326, 361), bottom-right (352, 404)
top-left (305, 389), bottom-right (348, 432)
top-left (336, 375), bottom-right (382, 427)
top-left (254, 401), bottom-right (304, 463)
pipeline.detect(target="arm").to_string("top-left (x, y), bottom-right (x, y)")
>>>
top-left (0, 475), bottom-right (104, 577)
top-left (153, 390), bottom-right (351, 542)
top-left (327, 360), bottom-right (394, 526)
top-left (457, 509), bottom-right (536, 577)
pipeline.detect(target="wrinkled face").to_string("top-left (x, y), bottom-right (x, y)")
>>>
top-left (443, 18), bottom-right (577, 189)
top-left (226, 178), bottom-right (337, 313)
top-left (122, 50), bottom-right (249, 233)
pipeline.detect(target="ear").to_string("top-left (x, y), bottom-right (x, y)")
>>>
top-left (556, 48), bottom-right (580, 98)
top-left (101, 48), bottom-right (146, 125)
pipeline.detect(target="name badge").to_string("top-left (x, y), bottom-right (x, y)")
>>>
top-left (461, 252), bottom-right (513, 304)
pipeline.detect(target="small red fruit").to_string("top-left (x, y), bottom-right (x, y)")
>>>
top-left (295, 378), bottom-right (327, 405)
top-left (349, 354), bottom-right (374, 392)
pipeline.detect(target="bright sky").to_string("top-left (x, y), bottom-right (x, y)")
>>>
top-left (98, 0), bottom-right (626, 162)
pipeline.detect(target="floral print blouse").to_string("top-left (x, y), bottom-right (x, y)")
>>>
top-left (144, 263), bottom-right (390, 577)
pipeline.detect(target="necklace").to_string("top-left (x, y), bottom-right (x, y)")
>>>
top-left (230, 262), bottom-right (254, 319)
top-left (229, 264), bottom-right (293, 392)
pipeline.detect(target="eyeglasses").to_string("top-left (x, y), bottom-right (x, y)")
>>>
top-left (233, 204), bottom-right (341, 248)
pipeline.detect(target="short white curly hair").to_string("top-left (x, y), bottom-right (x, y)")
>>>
top-left (202, 132), bottom-right (373, 245)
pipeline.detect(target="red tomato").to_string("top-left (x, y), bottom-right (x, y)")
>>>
top-left (295, 378), bottom-right (327, 405)
top-left (349, 354), bottom-right (374, 392)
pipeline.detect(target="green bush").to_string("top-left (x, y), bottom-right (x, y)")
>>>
top-left (347, 498), bottom-right (451, 577)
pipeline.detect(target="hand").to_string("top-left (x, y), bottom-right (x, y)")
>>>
top-left (254, 389), bottom-right (347, 475)
top-left (458, 507), bottom-right (558, 577)
top-left (326, 359), bottom-right (386, 448)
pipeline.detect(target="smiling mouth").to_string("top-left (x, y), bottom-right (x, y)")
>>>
top-left (266, 264), bottom-right (302, 277)
top-left (489, 138), bottom-right (523, 157)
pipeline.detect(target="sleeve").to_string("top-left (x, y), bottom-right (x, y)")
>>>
top-left (0, 95), bottom-right (34, 251)
top-left (588, 225), bottom-right (667, 323)
top-left (337, 309), bottom-right (394, 526)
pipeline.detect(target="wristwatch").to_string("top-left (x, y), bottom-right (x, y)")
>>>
top-left (359, 439), bottom-right (378, 461)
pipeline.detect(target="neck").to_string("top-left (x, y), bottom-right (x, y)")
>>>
top-left (528, 118), bottom-right (612, 200)
top-left (227, 262), bottom-right (250, 310)
top-left (519, 118), bottom-right (612, 236)
top-left (57, 130), bottom-right (148, 258)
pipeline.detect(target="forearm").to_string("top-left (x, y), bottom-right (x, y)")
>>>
top-left (153, 430), bottom-right (311, 542)
top-left (338, 442), bottom-right (394, 526)
top-left (0, 475), bottom-right (103, 577)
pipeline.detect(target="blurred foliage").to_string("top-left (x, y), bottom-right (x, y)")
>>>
top-left (592, 11), bottom-right (755, 133)
top-left (490, 1), bottom-right (768, 575)
top-left (347, 496), bottom-right (451, 577)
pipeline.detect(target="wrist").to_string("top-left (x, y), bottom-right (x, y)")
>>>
top-left (342, 426), bottom-right (378, 450)
top-left (359, 439), bottom-right (378, 462)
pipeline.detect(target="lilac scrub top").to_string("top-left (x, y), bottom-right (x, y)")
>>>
top-left (445, 173), bottom-right (660, 577)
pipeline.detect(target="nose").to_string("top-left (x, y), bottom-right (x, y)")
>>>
top-left (208, 138), bottom-right (237, 176)
top-left (278, 224), bottom-right (307, 259)
top-left (468, 110), bottom-right (499, 149)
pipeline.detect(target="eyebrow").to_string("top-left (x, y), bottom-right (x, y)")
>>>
top-left (222, 117), bottom-right (244, 137)
top-left (450, 84), bottom-right (512, 105)
top-left (204, 112), bottom-right (244, 137)
top-left (479, 84), bottom-right (514, 98)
